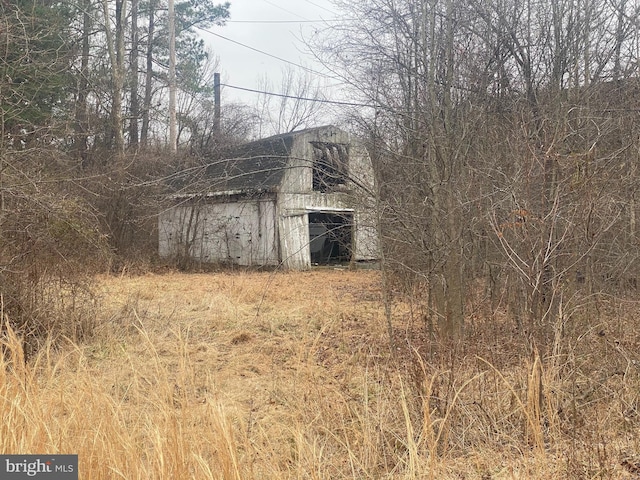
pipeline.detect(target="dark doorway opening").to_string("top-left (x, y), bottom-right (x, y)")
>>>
top-left (309, 212), bottom-right (353, 265)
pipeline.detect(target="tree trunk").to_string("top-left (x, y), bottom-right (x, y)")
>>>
top-left (141, 0), bottom-right (156, 147)
top-left (76, 0), bottom-right (91, 167)
top-left (168, 0), bottom-right (177, 153)
top-left (102, 0), bottom-right (126, 156)
top-left (129, 0), bottom-right (139, 149)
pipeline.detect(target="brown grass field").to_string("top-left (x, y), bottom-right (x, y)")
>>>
top-left (2, 269), bottom-right (640, 478)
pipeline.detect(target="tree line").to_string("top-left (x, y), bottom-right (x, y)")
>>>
top-left (313, 0), bottom-right (640, 341)
top-left (0, 0), bottom-right (233, 164)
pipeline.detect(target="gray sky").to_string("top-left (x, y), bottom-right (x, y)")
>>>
top-left (198, 0), bottom-right (340, 107)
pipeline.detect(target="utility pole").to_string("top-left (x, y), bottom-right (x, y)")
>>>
top-left (168, 0), bottom-right (177, 153)
top-left (213, 72), bottom-right (221, 136)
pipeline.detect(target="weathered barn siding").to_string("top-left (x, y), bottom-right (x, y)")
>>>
top-left (353, 208), bottom-right (379, 261)
top-left (159, 197), bottom-right (278, 266)
top-left (345, 141), bottom-right (379, 261)
top-left (279, 212), bottom-right (310, 269)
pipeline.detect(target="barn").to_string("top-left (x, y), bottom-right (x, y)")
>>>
top-left (158, 125), bottom-right (379, 269)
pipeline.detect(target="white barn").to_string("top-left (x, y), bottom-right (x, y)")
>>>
top-left (158, 125), bottom-right (379, 269)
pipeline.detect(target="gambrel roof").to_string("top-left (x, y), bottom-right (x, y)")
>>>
top-left (167, 125), bottom-right (356, 199)
top-left (203, 132), bottom-right (295, 193)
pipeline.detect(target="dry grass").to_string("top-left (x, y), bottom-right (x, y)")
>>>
top-left (1, 269), bottom-right (640, 478)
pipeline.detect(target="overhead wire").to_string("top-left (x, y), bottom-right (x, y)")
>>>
top-left (198, 28), bottom-right (338, 80)
top-left (202, 2), bottom-right (364, 109)
top-left (227, 19), bottom-right (352, 24)
top-left (301, 0), bottom-right (339, 16)
top-left (261, 0), bottom-right (311, 20)
top-left (221, 83), bottom-right (375, 108)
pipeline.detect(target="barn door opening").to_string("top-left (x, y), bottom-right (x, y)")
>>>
top-left (308, 212), bottom-right (353, 265)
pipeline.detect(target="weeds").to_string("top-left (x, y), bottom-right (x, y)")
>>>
top-left (0, 270), bottom-right (639, 478)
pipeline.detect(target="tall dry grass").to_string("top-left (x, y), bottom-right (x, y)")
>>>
top-left (1, 270), bottom-right (640, 478)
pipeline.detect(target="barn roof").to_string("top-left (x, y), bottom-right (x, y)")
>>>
top-left (165, 132), bottom-right (294, 196)
top-left (167, 126), bottom-right (346, 197)
top-left (203, 132), bottom-right (294, 192)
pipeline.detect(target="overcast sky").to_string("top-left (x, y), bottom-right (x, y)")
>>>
top-left (197, 0), bottom-right (341, 108)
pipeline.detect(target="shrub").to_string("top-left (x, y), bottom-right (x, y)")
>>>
top-left (0, 158), bottom-right (110, 357)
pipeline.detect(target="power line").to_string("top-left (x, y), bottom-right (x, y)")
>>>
top-left (227, 19), bottom-right (352, 24)
top-left (222, 83), bottom-right (375, 108)
top-left (199, 28), bottom-right (336, 80)
top-left (261, 0), bottom-right (310, 21)
top-left (302, 0), bottom-right (339, 16)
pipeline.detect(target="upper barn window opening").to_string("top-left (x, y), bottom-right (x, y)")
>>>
top-left (311, 141), bottom-right (349, 192)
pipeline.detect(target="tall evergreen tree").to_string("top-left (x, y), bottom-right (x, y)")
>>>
top-left (0, 0), bottom-right (75, 148)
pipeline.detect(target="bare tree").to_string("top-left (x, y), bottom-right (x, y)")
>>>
top-left (129, 0), bottom-right (140, 149)
top-left (255, 66), bottom-right (327, 136)
top-left (168, 0), bottom-right (177, 153)
top-left (101, 0), bottom-right (127, 156)
top-left (312, 0), bottom-right (640, 342)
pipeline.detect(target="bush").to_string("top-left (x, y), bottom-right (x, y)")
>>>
top-left (0, 156), bottom-right (110, 357)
